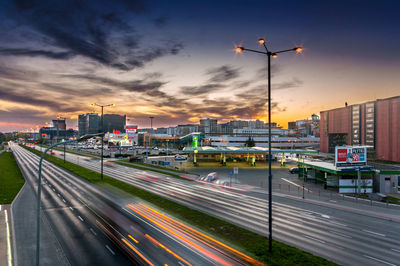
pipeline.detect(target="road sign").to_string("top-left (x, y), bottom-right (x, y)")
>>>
top-left (233, 167), bottom-right (239, 174)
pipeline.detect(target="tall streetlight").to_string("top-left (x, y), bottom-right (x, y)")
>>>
top-left (57, 115), bottom-right (67, 163)
top-left (235, 38), bottom-right (302, 253)
top-left (90, 103), bottom-right (115, 180)
top-left (35, 133), bottom-right (104, 266)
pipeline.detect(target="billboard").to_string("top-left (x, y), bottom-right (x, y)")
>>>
top-left (125, 125), bottom-right (137, 136)
top-left (335, 146), bottom-right (367, 167)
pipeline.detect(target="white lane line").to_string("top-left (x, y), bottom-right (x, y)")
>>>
top-left (78, 216), bottom-right (84, 222)
top-left (5, 210), bottom-right (12, 266)
top-left (281, 178), bottom-right (312, 192)
top-left (303, 235), bottom-right (325, 244)
top-left (329, 230), bottom-right (352, 238)
top-left (329, 221), bottom-right (347, 227)
top-left (363, 255), bottom-right (396, 266)
top-left (178, 262), bottom-right (185, 266)
top-left (57, 193), bottom-right (61, 197)
top-left (62, 199), bottom-right (66, 203)
top-left (52, 188), bottom-right (55, 192)
top-left (90, 228), bottom-right (97, 236)
top-left (391, 248), bottom-right (400, 253)
top-left (362, 229), bottom-right (386, 237)
top-left (69, 207), bottom-right (74, 211)
top-left (321, 214), bottom-right (330, 219)
top-left (329, 200), bottom-right (337, 203)
top-left (105, 245), bottom-right (115, 255)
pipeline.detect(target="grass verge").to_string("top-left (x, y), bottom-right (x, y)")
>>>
top-left (114, 161), bottom-right (190, 181)
top-left (39, 144), bottom-right (97, 158)
top-left (0, 151), bottom-right (25, 204)
top-left (21, 144), bottom-right (336, 265)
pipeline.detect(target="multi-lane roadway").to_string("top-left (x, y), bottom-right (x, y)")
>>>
top-left (12, 143), bottom-right (262, 265)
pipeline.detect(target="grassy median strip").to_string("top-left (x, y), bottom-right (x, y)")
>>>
top-left (0, 151), bottom-right (25, 204)
top-left (114, 161), bottom-right (190, 181)
top-left (39, 144), bottom-right (99, 158)
top-left (21, 144), bottom-right (336, 265)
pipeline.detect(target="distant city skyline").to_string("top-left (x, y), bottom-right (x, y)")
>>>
top-left (1, 0), bottom-right (400, 132)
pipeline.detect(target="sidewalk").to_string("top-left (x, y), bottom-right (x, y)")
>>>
top-left (0, 205), bottom-right (12, 266)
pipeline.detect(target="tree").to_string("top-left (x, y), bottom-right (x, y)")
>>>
top-left (245, 136), bottom-right (255, 147)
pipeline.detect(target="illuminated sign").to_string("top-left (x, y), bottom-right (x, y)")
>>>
top-left (192, 135), bottom-right (198, 147)
top-left (125, 125), bottom-right (138, 136)
top-left (335, 146), bottom-right (367, 167)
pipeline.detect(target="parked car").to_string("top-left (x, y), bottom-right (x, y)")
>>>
top-left (174, 155), bottom-right (187, 161)
top-left (289, 167), bottom-right (299, 174)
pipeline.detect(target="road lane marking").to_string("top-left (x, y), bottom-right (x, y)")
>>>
top-left (363, 255), bottom-right (396, 266)
top-left (321, 214), bottom-right (330, 219)
top-left (90, 228), bottom-right (97, 236)
top-left (362, 229), bottom-right (385, 237)
top-left (62, 199), bottom-right (66, 203)
top-left (329, 221), bottom-right (347, 227)
top-left (57, 194), bottom-right (61, 197)
top-left (5, 210), bottom-right (12, 266)
top-left (105, 245), bottom-right (115, 255)
top-left (69, 207), bottom-right (73, 211)
top-left (281, 178), bottom-right (312, 192)
top-left (52, 189), bottom-right (55, 192)
top-left (78, 216), bottom-right (84, 222)
top-left (329, 200), bottom-right (337, 203)
top-left (391, 248), bottom-right (400, 253)
top-left (329, 231), bottom-right (352, 238)
top-left (303, 235), bottom-right (325, 243)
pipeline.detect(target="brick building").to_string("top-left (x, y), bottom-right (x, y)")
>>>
top-left (320, 96), bottom-right (400, 162)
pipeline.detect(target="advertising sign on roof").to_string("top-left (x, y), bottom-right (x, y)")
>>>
top-left (125, 125), bottom-right (137, 136)
top-left (335, 146), bottom-right (367, 167)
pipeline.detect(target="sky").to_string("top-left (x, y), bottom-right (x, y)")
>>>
top-left (1, 0), bottom-right (400, 132)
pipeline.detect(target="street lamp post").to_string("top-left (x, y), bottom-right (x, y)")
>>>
top-left (235, 39), bottom-right (302, 253)
top-left (91, 103), bottom-right (115, 180)
top-left (36, 133), bottom-right (104, 266)
top-left (57, 115), bottom-right (67, 163)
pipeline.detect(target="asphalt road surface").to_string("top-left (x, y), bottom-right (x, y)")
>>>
top-left (32, 145), bottom-right (400, 266)
top-left (12, 143), bottom-right (261, 265)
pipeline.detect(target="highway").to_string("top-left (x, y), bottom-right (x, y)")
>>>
top-left (12, 143), bottom-right (262, 265)
top-left (32, 145), bottom-right (400, 266)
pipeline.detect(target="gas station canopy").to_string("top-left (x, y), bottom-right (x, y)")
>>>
top-left (182, 146), bottom-right (318, 154)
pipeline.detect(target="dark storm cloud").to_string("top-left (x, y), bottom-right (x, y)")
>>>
top-left (206, 65), bottom-right (240, 83)
top-left (0, 108), bottom-right (48, 120)
top-left (40, 83), bottom-right (113, 97)
top-left (64, 74), bottom-right (166, 93)
top-left (6, 0), bottom-right (183, 70)
top-left (0, 85), bottom-right (80, 112)
top-left (0, 66), bottom-right (39, 81)
top-left (0, 47), bottom-right (75, 60)
top-left (180, 83), bottom-right (226, 96)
